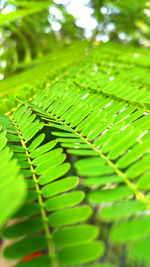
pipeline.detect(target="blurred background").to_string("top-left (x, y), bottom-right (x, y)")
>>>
top-left (0, 0), bottom-right (150, 80)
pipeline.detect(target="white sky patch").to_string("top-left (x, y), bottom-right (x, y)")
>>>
top-left (119, 32), bottom-right (126, 40)
top-left (1, 4), bottom-right (16, 14)
top-left (100, 6), bottom-right (108, 15)
top-left (144, 8), bottom-right (150, 17)
top-left (51, 21), bottom-right (61, 31)
top-left (85, 29), bottom-right (93, 38)
top-left (3, 0), bottom-right (98, 38)
top-left (0, 60), bottom-right (7, 68)
top-left (65, 0), bottom-right (98, 38)
top-left (0, 73), bottom-right (4, 80)
top-left (96, 34), bottom-right (110, 42)
top-left (0, 47), bottom-right (4, 56)
top-left (54, 0), bottom-right (69, 4)
top-left (0, 0), bottom-right (6, 9)
top-left (106, 23), bottom-right (115, 32)
top-left (49, 6), bottom-right (63, 20)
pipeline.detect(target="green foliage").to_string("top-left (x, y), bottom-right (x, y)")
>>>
top-left (90, 0), bottom-right (150, 44)
top-left (0, 0), bottom-right (84, 78)
top-left (0, 42), bottom-right (86, 113)
top-left (0, 104), bottom-right (103, 266)
top-left (1, 41), bottom-right (150, 266)
top-left (0, 1), bottom-right (52, 26)
top-left (0, 2), bottom-right (150, 265)
top-left (0, 126), bottom-right (26, 227)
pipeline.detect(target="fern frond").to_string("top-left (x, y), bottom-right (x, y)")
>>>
top-left (23, 79), bottom-right (150, 264)
top-left (0, 42), bottom-right (86, 113)
top-left (1, 105), bottom-right (103, 266)
top-left (1, 41), bottom-right (150, 265)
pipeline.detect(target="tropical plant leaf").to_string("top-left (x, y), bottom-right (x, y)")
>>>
top-left (1, 105), bottom-right (103, 266)
top-left (21, 71), bottom-right (150, 264)
top-left (1, 39), bottom-right (150, 266)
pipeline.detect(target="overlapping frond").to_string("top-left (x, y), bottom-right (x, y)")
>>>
top-left (24, 78), bottom-right (150, 264)
top-left (64, 43), bottom-right (150, 110)
top-left (1, 42), bottom-right (150, 266)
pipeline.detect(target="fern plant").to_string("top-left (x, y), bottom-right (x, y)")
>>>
top-left (0, 105), bottom-right (103, 267)
top-left (1, 17), bottom-right (150, 267)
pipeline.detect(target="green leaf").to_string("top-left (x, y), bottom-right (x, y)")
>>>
top-left (126, 154), bottom-right (150, 178)
top-left (2, 217), bottom-right (44, 239)
top-left (52, 132), bottom-right (77, 138)
top-left (32, 148), bottom-right (62, 166)
top-left (13, 203), bottom-right (40, 218)
top-left (67, 149), bottom-right (98, 156)
top-left (83, 175), bottom-right (123, 187)
top-left (45, 191), bottom-right (84, 211)
top-left (15, 255), bottom-right (50, 267)
top-left (81, 111), bottom-right (105, 136)
top-left (35, 153), bottom-right (66, 175)
top-left (7, 145), bottom-right (25, 153)
top-left (39, 162), bottom-right (70, 185)
top-left (75, 157), bottom-right (105, 169)
top-left (61, 142), bottom-right (90, 148)
top-left (137, 172), bottom-right (150, 190)
top-left (58, 242), bottom-right (104, 266)
top-left (53, 224), bottom-right (99, 247)
top-left (42, 176), bottom-right (79, 198)
top-left (6, 133), bottom-right (20, 142)
top-left (117, 137), bottom-right (150, 168)
top-left (48, 205), bottom-right (92, 227)
top-left (99, 200), bottom-right (146, 222)
top-left (89, 186), bottom-right (133, 204)
top-left (110, 216), bottom-right (150, 243)
top-left (30, 140), bottom-right (57, 158)
top-left (3, 235), bottom-right (47, 259)
top-left (28, 133), bottom-right (45, 152)
top-left (75, 157), bottom-right (114, 176)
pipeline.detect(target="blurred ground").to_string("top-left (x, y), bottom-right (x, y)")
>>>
top-left (0, 238), bottom-right (17, 266)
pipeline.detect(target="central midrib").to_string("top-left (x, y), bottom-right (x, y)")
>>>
top-left (39, 108), bottom-right (150, 211)
top-left (10, 116), bottom-right (59, 267)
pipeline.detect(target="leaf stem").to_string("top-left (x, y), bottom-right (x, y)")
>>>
top-left (10, 116), bottom-right (59, 267)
